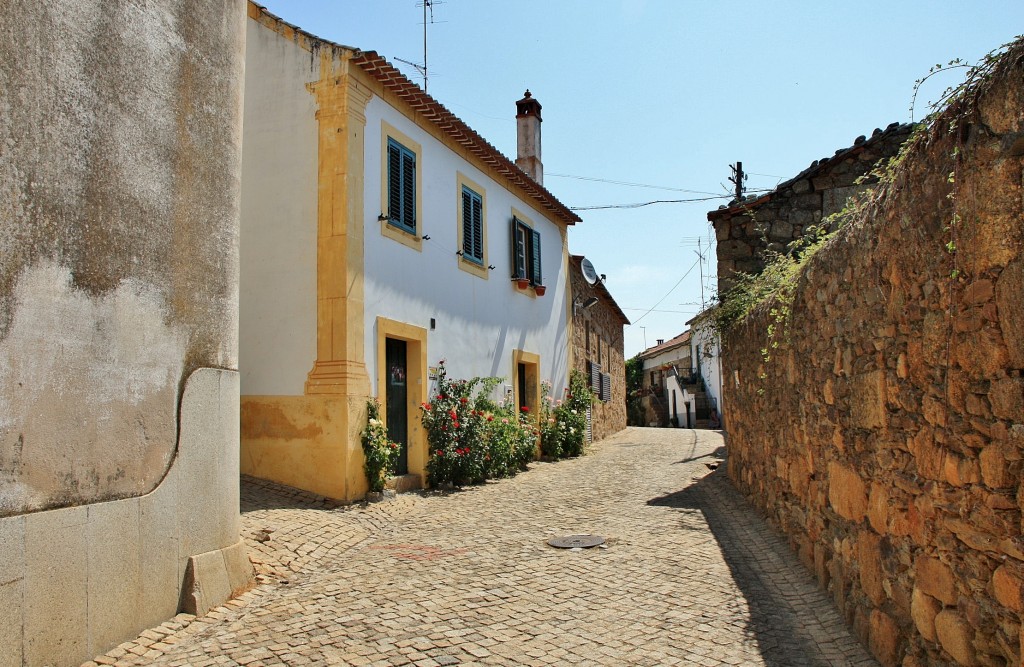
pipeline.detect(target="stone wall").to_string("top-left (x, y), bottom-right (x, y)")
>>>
top-left (711, 123), bottom-right (913, 293)
top-left (720, 43), bottom-right (1024, 666)
top-left (570, 257), bottom-right (628, 441)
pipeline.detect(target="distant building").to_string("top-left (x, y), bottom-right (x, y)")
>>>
top-left (569, 255), bottom-right (630, 441)
top-left (638, 328), bottom-right (720, 429)
top-left (240, 3), bottom-right (581, 500)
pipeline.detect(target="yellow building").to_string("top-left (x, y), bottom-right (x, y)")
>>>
top-left (240, 3), bottom-right (581, 501)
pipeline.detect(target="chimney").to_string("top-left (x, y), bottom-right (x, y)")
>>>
top-left (515, 90), bottom-right (543, 184)
top-left (657, 339), bottom-right (664, 346)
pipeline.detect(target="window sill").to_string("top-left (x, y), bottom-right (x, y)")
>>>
top-left (380, 220), bottom-right (422, 252)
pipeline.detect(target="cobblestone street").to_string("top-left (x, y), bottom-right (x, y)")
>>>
top-left (86, 428), bottom-right (878, 667)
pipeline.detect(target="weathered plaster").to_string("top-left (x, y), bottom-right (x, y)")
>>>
top-left (1, 0), bottom-right (243, 514)
top-left (0, 262), bottom-right (184, 515)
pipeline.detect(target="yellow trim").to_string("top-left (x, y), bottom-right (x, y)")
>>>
top-left (305, 51), bottom-right (371, 397)
top-left (379, 120), bottom-right (424, 252)
top-left (376, 317), bottom-right (429, 486)
top-left (456, 172), bottom-right (489, 280)
top-left (512, 349), bottom-right (541, 414)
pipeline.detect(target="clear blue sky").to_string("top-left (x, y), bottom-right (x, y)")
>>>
top-left (256, 0), bottom-right (1023, 358)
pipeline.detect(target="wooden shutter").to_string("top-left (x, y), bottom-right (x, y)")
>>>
top-left (601, 373), bottom-right (612, 402)
top-left (462, 189), bottom-right (474, 257)
top-left (387, 141), bottom-right (402, 223)
top-left (401, 149), bottom-right (416, 231)
top-left (589, 361), bottom-right (601, 393)
top-left (530, 228), bottom-right (542, 285)
top-left (471, 195), bottom-right (483, 261)
top-left (462, 187), bottom-right (483, 263)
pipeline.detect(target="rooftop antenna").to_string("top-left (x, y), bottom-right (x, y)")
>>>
top-left (396, 0), bottom-right (443, 92)
top-left (728, 162), bottom-right (747, 202)
top-left (694, 238), bottom-right (707, 308)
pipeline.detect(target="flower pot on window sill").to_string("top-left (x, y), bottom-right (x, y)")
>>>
top-left (515, 278), bottom-right (530, 289)
top-left (533, 285), bottom-right (546, 296)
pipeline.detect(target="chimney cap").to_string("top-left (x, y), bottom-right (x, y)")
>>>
top-left (516, 90), bottom-right (542, 120)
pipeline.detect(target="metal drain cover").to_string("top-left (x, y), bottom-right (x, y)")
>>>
top-left (547, 534), bottom-right (605, 549)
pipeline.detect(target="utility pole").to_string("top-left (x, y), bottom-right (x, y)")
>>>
top-left (728, 161), bottom-right (747, 202)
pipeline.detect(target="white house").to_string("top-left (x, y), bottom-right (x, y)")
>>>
top-left (239, 3), bottom-right (581, 500)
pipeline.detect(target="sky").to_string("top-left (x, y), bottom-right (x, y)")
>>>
top-left (255, 0), bottom-right (1023, 358)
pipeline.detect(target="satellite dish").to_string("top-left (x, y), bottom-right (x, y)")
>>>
top-left (580, 258), bottom-right (599, 285)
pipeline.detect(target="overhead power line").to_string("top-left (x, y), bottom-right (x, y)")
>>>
top-left (547, 173), bottom-right (721, 196)
top-left (628, 257), bottom-right (702, 327)
top-left (569, 190), bottom-right (770, 211)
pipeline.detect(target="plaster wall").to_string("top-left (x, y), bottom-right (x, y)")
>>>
top-left (0, 369), bottom-right (248, 667)
top-left (690, 319), bottom-right (723, 415)
top-left (0, 0), bottom-right (243, 515)
top-left (0, 1), bottom-right (249, 663)
top-left (239, 17), bottom-right (320, 397)
top-left (363, 97), bottom-right (571, 396)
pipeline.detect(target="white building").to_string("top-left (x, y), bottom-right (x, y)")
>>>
top-left (239, 3), bottom-right (580, 500)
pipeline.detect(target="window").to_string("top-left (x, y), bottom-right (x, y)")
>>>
top-left (510, 216), bottom-right (542, 286)
top-left (387, 137), bottom-right (416, 233)
top-left (461, 185), bottom-right (483, 264)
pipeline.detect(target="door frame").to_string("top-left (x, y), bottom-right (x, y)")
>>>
top-left (375, 317), bottom-right (428, 484)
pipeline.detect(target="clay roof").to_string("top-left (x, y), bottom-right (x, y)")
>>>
top-left (638, 330), bottom-right (691, 360)
top-left (248, 2), bottom-right (581, 227)
top-left (569, 255), bottom-right (630, 325)
top-left (707, 122), bottom-right (913, 222)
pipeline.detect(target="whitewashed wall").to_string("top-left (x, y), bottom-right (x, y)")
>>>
top-left (691, 320), bottom-right (723, 413)
top-left (239, 20), bottom-right (319, 397)
top-left (363, 98), bottom-right (570, 398)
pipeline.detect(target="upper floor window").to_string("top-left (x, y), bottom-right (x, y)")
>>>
top-left (511, 216), bottom-right (542, 286)
top-left (461, 186), bottom-right (484, 264)
top-left (387, 137), bottom-right (416, 234)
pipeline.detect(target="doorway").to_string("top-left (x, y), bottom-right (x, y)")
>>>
top-left (385, 337), bottom-right (409, 475)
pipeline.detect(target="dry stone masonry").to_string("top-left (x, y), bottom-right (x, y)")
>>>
top-left (710, 123), bottom-right (913, 293)
top-left (717, 42), bottom-right (1024, 667)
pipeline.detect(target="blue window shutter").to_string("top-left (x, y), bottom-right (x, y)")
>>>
top-left (471, 195), bottom-right (483, 261)
top-left (530, 228), bottom-right (542, 285)
top-left (401, 149), bottom-right (416, 232)
top-left (462, 189), bottom-right (474, 256)
top-left (462, 187), bottom-right (483, 263)
top-left (387, 141), bottom-right (402, 224)
top-left (511, 218), bottom-right (523, 278)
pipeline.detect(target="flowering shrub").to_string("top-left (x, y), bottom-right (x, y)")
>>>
top-left (539, 370), bottom-right (593, 459)
top-left (361, 398), bottom-right (401, 492)
top-left (420, 361), bottom-right (537, 487)
top-left (420, 362), bottom-right (491, 486)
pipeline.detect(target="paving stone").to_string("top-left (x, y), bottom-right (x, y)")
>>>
top-left (83, 428), bottom-right (877, 667)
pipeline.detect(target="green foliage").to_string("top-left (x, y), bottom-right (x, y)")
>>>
top-left (625, 354), bottom-right (645, 426)
top-left (361, 399), bottom-right (401, 493)
top-left (419, 361), bottom-right (536, 488)
top-left (539, 370), bottom-right (593, 459)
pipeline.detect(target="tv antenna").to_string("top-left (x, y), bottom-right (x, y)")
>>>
top-left (396, 0), bottom-right (444, 93)
top-left (728, 161), bottom-right (747, 202)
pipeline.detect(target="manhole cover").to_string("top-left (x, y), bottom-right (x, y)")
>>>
top-left (547, 534), bottom-right (605, 549)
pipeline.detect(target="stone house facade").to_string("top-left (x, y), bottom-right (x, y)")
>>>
top-left (568, 255), bottom-right (629, 442)
top-left (240, 3), bottom-right (581, 501)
